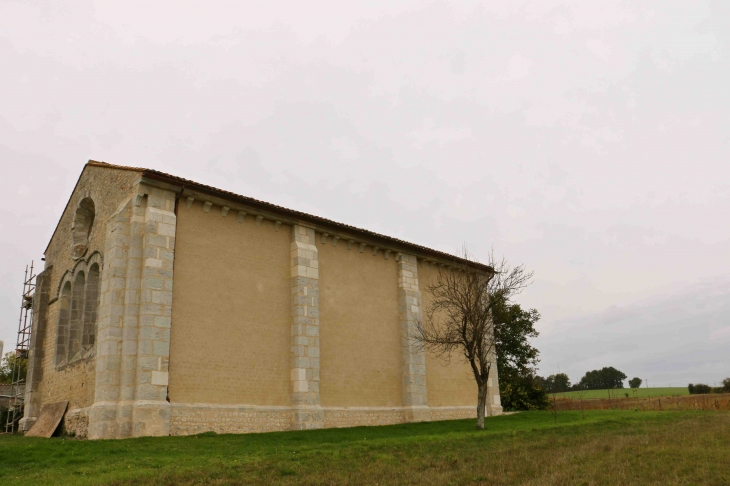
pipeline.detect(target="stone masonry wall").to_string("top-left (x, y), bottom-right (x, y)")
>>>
top-left (170, 404), bottom-right (293, 436)
top-left (22, 165), bottom-right (140, 432)
top-left (44, 167), bottom-right (140, 304)
top-left (62, 407), bottom-right (90, 438)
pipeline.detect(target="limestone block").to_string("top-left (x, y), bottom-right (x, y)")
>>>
top-left (144, 258), bottom-right (162, 268)
top-left (151, 371), bottom-right (169, 386)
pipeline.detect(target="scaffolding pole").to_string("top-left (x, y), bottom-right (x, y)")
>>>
top-left (3, 262), bottom-right (35, 434)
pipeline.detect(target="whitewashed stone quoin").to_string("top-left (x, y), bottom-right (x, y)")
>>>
top-left (290, 225), bottom-right (324, 429)
top-left (397, 254), bottom-right (430, 422)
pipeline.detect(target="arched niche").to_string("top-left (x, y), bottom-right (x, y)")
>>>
top-left (72, 197), bottom-right (95, 259)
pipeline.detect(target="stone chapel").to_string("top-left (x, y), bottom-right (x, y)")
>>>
top-left (20, 161), bottom-right (502, 439)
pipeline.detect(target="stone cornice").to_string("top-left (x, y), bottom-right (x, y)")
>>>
top-left (136, 172), bottom-right (492, 273)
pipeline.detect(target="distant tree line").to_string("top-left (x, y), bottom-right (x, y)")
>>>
top-left (531, 370), bottom-right (730, 396)
top-left (534, 373), bottom-right (571, 393)
top-left (688, 379), bottom-right (730, 395)
top-left (533, 367), bottom-right (630, 393)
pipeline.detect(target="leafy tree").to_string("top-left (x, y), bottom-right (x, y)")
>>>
top-left (688, 383), bottom-right (712, 395)
top-left (534, 375), bottom-right (549, 391)
top-left (535, 374), bottom-right (571, 393)
top-left (493, 299), bottom-right (540, 378)
top-left (0, 352), bottom-right (27, 385)
top-left (578, 367), bottom-right (627, 390)
top-left (550, 373), bottom-right (571, 393)
top-left (499, 373), bottom-right (548, 411)
top-left (629, 377), bottom-right (642, 389)
top-left (493, 299), bottom-right (547, 410)
top-left (722, 378), bottom-right (730, 393)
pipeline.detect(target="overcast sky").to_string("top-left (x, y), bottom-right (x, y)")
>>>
top-left (1, 1), bottom-right (728, 387)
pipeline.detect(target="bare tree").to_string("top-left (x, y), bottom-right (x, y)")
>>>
top-left (574, 384), bottom-right (588, 419)
top-left (414, 246), bottom-right (533, 429)
top-left (548, 391), bottom-right (560, 424)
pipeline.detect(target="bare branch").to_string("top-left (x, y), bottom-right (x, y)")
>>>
top-left (412, 245), bottom-right (533, 429)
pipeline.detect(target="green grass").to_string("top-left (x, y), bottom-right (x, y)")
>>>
top-left (552, 387), bottom-right (689, 399)
top-left (1, 410), bottom-right (729, 485)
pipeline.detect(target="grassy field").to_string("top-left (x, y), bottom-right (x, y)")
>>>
top-left (552, 387), bottom-right (689, 399)
top-left (1, 410), bottom-right (729, 485)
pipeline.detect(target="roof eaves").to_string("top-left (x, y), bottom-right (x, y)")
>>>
top-left (138, 167), bottom-right (493, 272)
top-left (50, 160), bottom-right (492, 272)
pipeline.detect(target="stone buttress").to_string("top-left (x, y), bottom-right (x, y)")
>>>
top-left (397, 254), bottom-right (430, 422)
top-left (88, 185), bottom-right (176, 439)
top-left (289, 225), bottom-right (324, 429)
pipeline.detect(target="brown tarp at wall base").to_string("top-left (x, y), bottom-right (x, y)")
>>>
top-left (25, 401), bottom-right (68, 438)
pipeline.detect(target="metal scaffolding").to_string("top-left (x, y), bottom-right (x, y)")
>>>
top-left (3, 262), bottom-right (36, 434)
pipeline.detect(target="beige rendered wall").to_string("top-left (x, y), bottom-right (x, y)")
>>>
top-left (168, 201), bottom-right (291, 406)
top-left (418, 263), bottom-right (477, 408)
top-left (317, 239), bottom-right (402, 408)
top-left (37, 165), bottom-right (140, 410)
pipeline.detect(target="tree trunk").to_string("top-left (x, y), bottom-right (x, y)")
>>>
top-left (476, 381), bottom-right (488, 429)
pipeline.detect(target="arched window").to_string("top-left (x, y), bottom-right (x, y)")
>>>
top-left (83, 263), bottom-right (100, 349)
top-left (72, 198), bottom-right (95, 259)
top-left (68, 272), bottom-right (86, 361)
top-left (55, 282), bottom-right (72, 366)
top-left (55, 251), bottom-right (102, 367)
